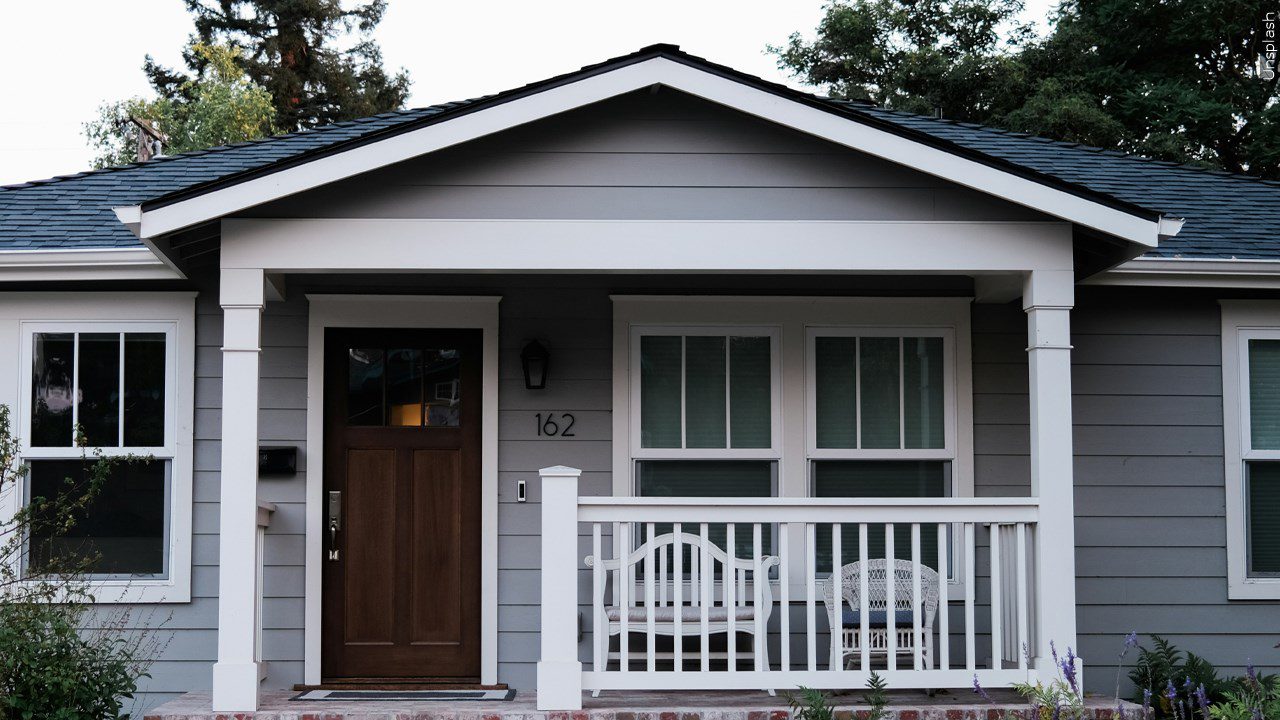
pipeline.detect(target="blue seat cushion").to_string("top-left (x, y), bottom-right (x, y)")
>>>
top-left (839, 609), bottom-right (915, 628)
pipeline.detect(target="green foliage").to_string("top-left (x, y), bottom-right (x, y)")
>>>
top-left (787, 686), bottom-right (835, 720)
top-left (865, 670), bottom-right (889, 720)
top-left (145, 0), bottom-right (410, 132)
top-left (0, 405), bottom-right (160, 719)
top-left (1209, 672), bottom-right (1280, 720)
top-left (84, 43), bottom-right (276, 169)
top-left (1128, 635), bottom-right (1234, 717)
top-left (773, 0), bottom-right (1280, 177)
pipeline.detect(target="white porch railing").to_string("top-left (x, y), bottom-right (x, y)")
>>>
top-left (536, 466), bottom-right (1045, 710)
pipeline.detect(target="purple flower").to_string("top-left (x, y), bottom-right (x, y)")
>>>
top-left (1246, 660), bottom-right (1258, 685)
top-left (1115, 701), bottom-right (1128, 720)
top-left (1060, 646), bottom-right (1080, 696)
top-left (1124, 631), bottom-right (1140, 649)
top-left (1165, 678), bottom-right (1178, 702)
top-left (1250, 709), bottom-right (1263, 720)
top-left (1193, 683), bottom-right (1210, 720)
top-left (1143, 688), bottom-right (1153, 720)
top-left (972, 673), bottom-right (995, 704)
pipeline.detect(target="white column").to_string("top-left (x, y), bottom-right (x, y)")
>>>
top-left (1023, 270), bottom-right (1079, 683)
top-left (537, 465), bottom-right (584, 710)
top-left (211, 268), bottom-right (266, 712)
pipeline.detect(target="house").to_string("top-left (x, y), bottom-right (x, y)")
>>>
top-left (1, 44), bottom-right (1277, 716)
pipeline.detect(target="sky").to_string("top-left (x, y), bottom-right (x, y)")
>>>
top-left (0, 0), bottom-right (1058, 186)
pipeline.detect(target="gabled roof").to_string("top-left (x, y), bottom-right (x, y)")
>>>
top-left (0, 44), bottom-right (1274, 260)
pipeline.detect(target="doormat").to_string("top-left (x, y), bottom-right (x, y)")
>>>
top-left (292, 689), bottom-right (516, 702)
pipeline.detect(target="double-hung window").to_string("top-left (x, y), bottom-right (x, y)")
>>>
top-left (5, 293), bottom-right (196, 603)
top-left (631, 326), bottom-right (781, 555)
top-left (806, 328), bottom-right (957, 575)
top-left (1221, 301), bottom-right (1280, 598)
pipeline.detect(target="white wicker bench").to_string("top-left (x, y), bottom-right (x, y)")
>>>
top-left (820, 558), bottom-right (939, 670)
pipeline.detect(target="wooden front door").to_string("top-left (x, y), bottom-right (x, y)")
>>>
top-left (322, 328), bottom-right (482, 681)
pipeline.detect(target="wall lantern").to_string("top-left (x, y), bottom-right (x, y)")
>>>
top-left (521, 340), bottom-right (550, 390)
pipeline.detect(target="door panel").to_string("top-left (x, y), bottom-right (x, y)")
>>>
top-left (322, 328), bottom-right (482, 681)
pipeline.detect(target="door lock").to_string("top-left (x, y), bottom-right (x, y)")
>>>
top-left (327, 490), bottom-right (342, 561)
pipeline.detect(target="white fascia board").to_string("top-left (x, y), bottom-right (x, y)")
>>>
top-left (1090, 257), bottom-right (1280, 288)
top-left (220, 218), bottom-right (1076, 273)
top-left (135, 57), bottom-right (1162, 247)
top-left (0, 247), bottom-right (181, 281)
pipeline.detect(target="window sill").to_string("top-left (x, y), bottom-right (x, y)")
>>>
top-left (5, 578), bottom-right (190, 604)
top-left (1228, 578), bottom-right (1280, 601)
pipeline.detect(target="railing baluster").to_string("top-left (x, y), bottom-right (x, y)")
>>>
top-left (726, 523), bottom-right (737, 672)
top-left (779, 524), bottom-right (790, 672)
top-left (660, 533), bottom-right (669, 607)
top-left (830, 523), bottom-right (842, 671)
top-left (859, 523), bottom-right (869, 673)
top-left (646, 522), bottom-right (657, 673)
top-left (885, 523), bottom-right (896, 671)
top-left (753, 523), bottom-right (764, 673)
top-left (937, 522), bottom-right (950, 671)
top-left (806, 522), bottom-right (817, 671)
top-left (990, 523), bottom-right (1003, 670)
top-left (700, 522), bottom-right (711, 673)
top-left (965, 522), bottom-right (976, 671)
top-left (1015, 522), bottom-right (1029, 671)
top-left (620, 521), bottom-right (631, 672)
top-left (912, 522), bottom-right (922, 671)
top-left (593, 523), bottom-right (604, 674)
top-left (674, 522), bottom-right (683, 673)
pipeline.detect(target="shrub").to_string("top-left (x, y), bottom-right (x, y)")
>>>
top-left (1128, 635), bottom-right (1235, 718)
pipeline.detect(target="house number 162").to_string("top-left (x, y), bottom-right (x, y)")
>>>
top-left (535, 412), bottom-right (576, 437)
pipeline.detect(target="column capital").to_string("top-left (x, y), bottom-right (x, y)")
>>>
top-left (220, 268), bottom-right (267, 309)
top-left (1022, 269), bottom-right (1075, 312)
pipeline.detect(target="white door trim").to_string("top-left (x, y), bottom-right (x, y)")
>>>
top-left (303, 294), bottom-right (501, 685)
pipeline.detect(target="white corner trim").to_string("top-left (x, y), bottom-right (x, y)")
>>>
top-left (303, 294), bottom-right (501, 685)
top-left (0, 292), bottom-right (197, 604)
top-left (1091, 258), bottom-right (1280, 288)
top-left (0, 247), bottom-right (181, 281)
top-left (1219, 300), bottom-right (1280, 600)
top-left (134, 57), bottom-right (1162, 246)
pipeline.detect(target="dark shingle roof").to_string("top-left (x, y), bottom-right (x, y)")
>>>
top-left (2, 44), bottom-right (1277, 260)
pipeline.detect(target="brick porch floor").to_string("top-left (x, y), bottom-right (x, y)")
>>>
top-left (143, 689), bottom-right (1135, 720)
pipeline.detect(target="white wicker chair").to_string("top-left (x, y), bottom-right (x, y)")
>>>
top-left (820, 559), bottom-right (940, 670)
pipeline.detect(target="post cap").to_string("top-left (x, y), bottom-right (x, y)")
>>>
top-left (538, 465), bottom-right (582, 477)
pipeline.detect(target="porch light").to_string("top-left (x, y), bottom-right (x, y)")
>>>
top-left (521, 340), bottom-right (550, 390)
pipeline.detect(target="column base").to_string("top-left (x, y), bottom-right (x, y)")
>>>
top-left (536, 660), bottom-right (583, 710)
top-left (211, 661), bottom-right (260, 711)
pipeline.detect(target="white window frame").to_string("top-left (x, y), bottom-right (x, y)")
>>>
top-left (1220, 300), bottom-right (1280, 599)
top-left (0, 292), bottom-right (196, 603)
top-left (612, 296), bottom-right (975, 590)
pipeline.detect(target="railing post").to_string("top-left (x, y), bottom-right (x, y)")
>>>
top-left (1024, 270), bottom-right (1080, 685)
top-left (537, 466), bottom-right (583, 710)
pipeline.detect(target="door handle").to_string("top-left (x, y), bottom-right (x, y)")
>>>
top-left (327, 490), bottom-right (342, 561)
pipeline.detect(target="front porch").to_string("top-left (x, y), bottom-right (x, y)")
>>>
top-left (144, 689), bottom-right (1132, 720)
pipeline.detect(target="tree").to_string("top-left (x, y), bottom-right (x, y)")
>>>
top-left (84, 43), bottom-right (276, 169)
top-left (145, 0), bottom-right (411, 132)
top-left (772, 0), bottom-right (1280, 178)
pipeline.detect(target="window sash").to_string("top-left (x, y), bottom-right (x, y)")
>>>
top-left (806, 326), bottom-right (956, 460)
top-left (20, 322), bottom-right (177, 458)
top-left (630, 325), bottom-right (781, 459)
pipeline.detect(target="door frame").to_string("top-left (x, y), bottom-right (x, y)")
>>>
top-left (304, 294), bottom-right (500, 685)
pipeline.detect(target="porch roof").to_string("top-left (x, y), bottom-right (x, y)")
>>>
top-left (0, 44), bottom-right (1274, 259)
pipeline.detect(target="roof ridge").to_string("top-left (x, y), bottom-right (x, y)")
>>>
top-left (841, 102), bottom-right (1280, 188)
top-left (0, 106), bottom-right (440, 193)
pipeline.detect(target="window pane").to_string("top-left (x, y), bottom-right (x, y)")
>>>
top-left (730, 336), bottom-right (771, 448)
top-left (638, 460), bottom-right (774, 558)
top-left (1248, 462), bottom-right (1280, 576)
top-left (78, 333), bottom-right (121, 447)
top-left (859, 337), bottom-right (901, 449)
top-left (27, 459), bottom-right (167, 577)
top-left (123, 333), bottom-right (166, 446)
top-left (1250, 339), bottom-right (1280, 449)
top-left (685, 336), bottom-right (726, 448)
top-left (31, 333), bottom-right (75, 447)
top-left (640, 336), bottom-right (682, 448)
top-left (347, 348), bottom-right (385, 426)
top-left (813, 460), bottom-right (947, 573)
top-left (424, 349), bottom-right (462, 427)
top-left (903, 337), bottom-right (945, 449)
top-left (386, 348), bottom-right (424, 427)
top-left (815, 337), bottom-right (857, 448)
